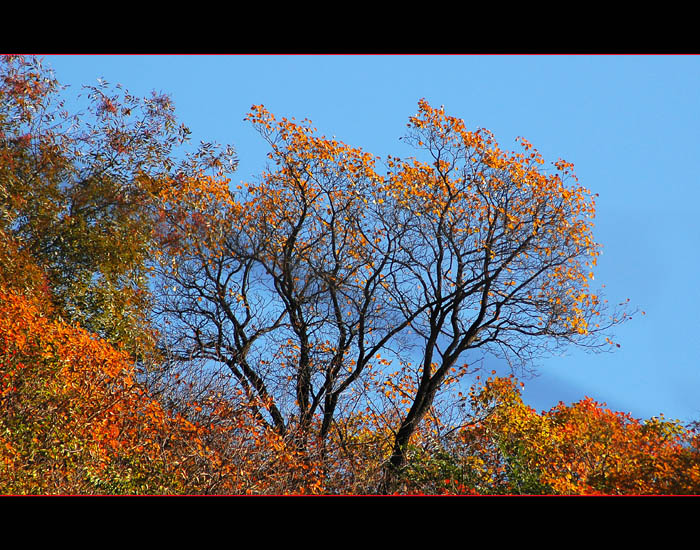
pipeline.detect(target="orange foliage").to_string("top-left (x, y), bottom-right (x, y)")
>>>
top-left (449, 376), bottom-right (700, 495)
top-left (0, 285), bottom-right (205, 493)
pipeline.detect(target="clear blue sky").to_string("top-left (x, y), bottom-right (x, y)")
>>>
top-left (43, 54), bottom-right (700, 424)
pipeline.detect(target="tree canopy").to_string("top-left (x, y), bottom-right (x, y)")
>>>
top-left (153, 100), bottom-right (632, 482)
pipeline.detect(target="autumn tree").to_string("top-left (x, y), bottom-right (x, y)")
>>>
top-left (0, 55), bottom-right (236, 359)
top-left (153, 100), bottom-right (629, 493)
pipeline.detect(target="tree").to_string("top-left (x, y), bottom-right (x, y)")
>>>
top-left (154, 100), bottom-right (630, 491)
top-left (0, 55), bottom-right (236, 359)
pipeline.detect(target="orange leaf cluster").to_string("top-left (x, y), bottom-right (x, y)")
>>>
top-left (447, 376), bottom-right (700, 495)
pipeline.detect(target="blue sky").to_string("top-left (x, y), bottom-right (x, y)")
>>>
top-left (44, 54), bottom-right (700, 424)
